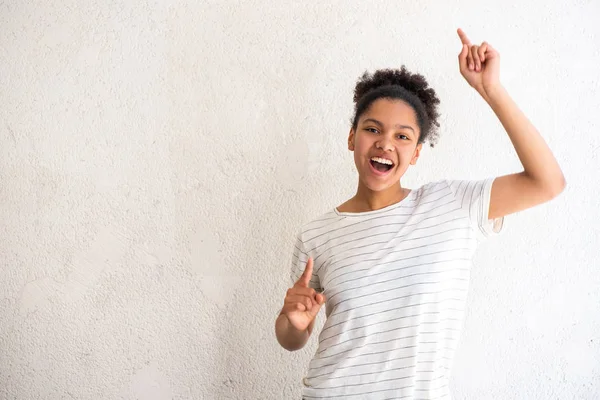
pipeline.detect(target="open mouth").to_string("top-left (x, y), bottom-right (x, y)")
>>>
top-left (370, 157), bottom-right (394, 173)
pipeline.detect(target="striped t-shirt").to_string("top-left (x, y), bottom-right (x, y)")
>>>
top-left (290, 178), bottom-right (504, 400)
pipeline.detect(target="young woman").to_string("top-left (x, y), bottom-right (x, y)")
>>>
top-left (275, 28), bottom-right (565, 399)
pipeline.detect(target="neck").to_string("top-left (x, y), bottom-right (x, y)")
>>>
top-left (352, 182), bottom-right (409, 212)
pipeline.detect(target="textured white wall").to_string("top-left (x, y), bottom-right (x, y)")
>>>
top-left (1, 1), bottom-right (599, 399)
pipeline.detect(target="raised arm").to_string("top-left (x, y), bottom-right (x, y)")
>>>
top-left (456, 28), bottom-right (566, 220)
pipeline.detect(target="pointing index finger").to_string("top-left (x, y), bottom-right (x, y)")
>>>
top-left (457, 28), bottom-right (471, 46)
top-left (298, 257), bottom-right (313, 287)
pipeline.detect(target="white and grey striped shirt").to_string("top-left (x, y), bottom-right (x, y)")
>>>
top-left (290, 178), bottom-right (504, 399)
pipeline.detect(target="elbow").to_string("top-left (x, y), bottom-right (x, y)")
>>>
top-left (524, 170), bottom-right (566, 199)
top-left (527, 172), bottom-right (566, 201)
top-left (546, 174), bottom-right (567, 200)
top-left (553, 174), bottom-right (567, 197)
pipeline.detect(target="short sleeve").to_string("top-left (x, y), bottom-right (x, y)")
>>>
top-left (289, 233), bottom-right (322, 291)
top-left (445, 178), bottom-right (504, 240)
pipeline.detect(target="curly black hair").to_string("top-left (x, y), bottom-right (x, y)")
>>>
top-left (351, 66), bottom-right (441, 147)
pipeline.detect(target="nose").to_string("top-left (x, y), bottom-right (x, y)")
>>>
top-left (376, 137), bottom-right (394, 152)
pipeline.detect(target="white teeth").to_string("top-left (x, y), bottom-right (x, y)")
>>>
top-left (371, 157), bottom-right (393, 165)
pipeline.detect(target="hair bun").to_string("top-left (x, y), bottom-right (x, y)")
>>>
top-left (354, 66), bottom-right (436, 107)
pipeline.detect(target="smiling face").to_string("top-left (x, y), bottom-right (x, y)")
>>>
top-left (348, 98), bottom-right (423, 193)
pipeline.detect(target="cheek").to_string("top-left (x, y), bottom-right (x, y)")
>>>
top-left (403, 144), bottom-right (418, 154)
top-left (354, 135), bottom-right (373, 150)
top-left (396, 147), bottom-right (418, 164)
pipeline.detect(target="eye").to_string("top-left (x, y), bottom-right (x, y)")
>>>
top-left (365, 128), bottom-right (379, 134)
top-left (396, 134), bottom-right (409, 140)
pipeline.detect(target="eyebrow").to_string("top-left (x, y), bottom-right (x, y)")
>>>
top-left (362, 118), bottom-right (415, 133)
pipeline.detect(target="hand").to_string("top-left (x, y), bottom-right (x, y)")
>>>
top-left (280, 258), bottom-right (326, 332)
top-left (457, 28), bottom-right (502, 101)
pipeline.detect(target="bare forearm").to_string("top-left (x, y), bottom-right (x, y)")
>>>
top-left (483, 85), bottom-right (566, 194)
top-left (275, 313), bottom-right (314, 351)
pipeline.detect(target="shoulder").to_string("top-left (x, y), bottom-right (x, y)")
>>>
top-left (417, 179), bottom-right (492, 198)
top-left (296, 209), bottom-right (342, 242)
top-left (419, 179), bottom-right (452, 192)
top-left (412, 179), bottom-right (489, 209)
top-left (412, 179), bottom-right (455, 200)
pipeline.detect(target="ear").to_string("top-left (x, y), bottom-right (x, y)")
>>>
top-left (348, 128), bottom-right (355, 151)
top-left (410, 143), bottom-right (423, 165)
